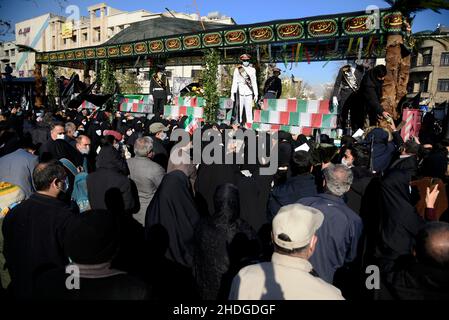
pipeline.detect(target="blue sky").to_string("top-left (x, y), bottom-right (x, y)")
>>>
top-left (1, 0), bottom-right (448, 93)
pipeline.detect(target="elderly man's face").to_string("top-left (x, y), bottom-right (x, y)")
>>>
top-left (76, 136), bottom-right (91, 154)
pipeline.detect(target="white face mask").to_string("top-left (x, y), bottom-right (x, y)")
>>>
top-left (57, 177), bottom-right (70, 194)
top-left (126, 130), bottom-right (133, 137)
top-left (73, 131), bottom-right (79, 138)
top-left (56, 134), bottom-right (65, 140)
top-left (242, 61), bottom-right (250, 67)
top-left (341, 158), bottom-right (352, 168)
top-left (159, 132), bottom-right (167, 140)
top-left (113, 142), bottom-right (120, 150)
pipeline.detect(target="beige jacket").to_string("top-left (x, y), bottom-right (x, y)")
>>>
top-left (229, 253), bottom-right (345, 300)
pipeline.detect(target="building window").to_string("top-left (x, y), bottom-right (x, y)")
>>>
top-left (4, 50), bottom-right (8, 57)
top-left (10, 49), bottom-right (15, 56)
top-left (72, 35), bottom-right (77, 43)
top-left (411, 55), bottom-right (417, 68)
top-left (93, 27), bottom-right (101, 42)
top-left (83, 33), bottom-right (88, 41)
top-left (422, 54), bottom-right (432, 66)
top-left (420, 78), bottom-right (429, 92)
top-left (421, 47), bottom-right (432, 66)
top-left (441, 53), bottom-right (449, 66)
top-left (438, 79), bottom-right (449, 92)
top-left (52, 36), bottom-right (56, 50)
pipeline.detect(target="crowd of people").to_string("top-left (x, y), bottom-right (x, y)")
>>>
top-left (0, 103), bottom-right (448, 300)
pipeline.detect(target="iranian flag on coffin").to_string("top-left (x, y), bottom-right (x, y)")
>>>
top-left (164, 105), bottom-right (203, 118)
top-left (263, 99), bottom-right (334, 114)
top-left (118, 95), bottom-right (153, 113)
top-left (254, 110), bottom-right (337, 128)
top-left (247, 123), bottom-right (333, 136)
top-left (174, 96), bottom-right (206, 107)
top-left (254, 110), bottom-right (290, 125)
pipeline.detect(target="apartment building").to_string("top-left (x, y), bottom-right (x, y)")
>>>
top-left (9, 2), bottom-right (234, 85)
top-left (407, 25), bottom-right (449, 107)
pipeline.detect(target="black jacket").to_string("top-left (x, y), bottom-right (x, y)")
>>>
top-left (150, 75), bottom-right (171, 97)
top-left (389, 155), bottom-right (419, 180)
top-left (33, 267), bottom-right (150, 300)
top-left (346, 166), bottom-right (373, 215)
top-left (267, 174), bottom-right (317, 222)
top-left (359, 68), bottom-right (384, 117)
top-left (263, 76), bottom-right (282, 98)
top-left (87, 145), bottom-right (136, 213)
top-left (2, 193), bottom-right (73, 299)
top-left (377, 256), bottom-right (449, 300)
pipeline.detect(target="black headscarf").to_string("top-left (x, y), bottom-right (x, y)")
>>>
top-left (379, 170), bottom-right (426, 263)
top-left (195, 163), bottom-right (241, 215)
top-left (145, 170), bottom-right (200, 268)
top-left (193, 184), bottom-right (257, 300)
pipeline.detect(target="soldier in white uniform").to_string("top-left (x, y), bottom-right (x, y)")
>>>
top-left (231, 54), bottom-right (258, 124)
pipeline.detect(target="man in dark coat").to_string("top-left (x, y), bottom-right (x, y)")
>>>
top-left (267, 151), bottom-right (317, 222)
top-left (33, 210), bottom-right (150, 300)
top-left (331, 63), bottom-right (365, 128)
top-left (298, 164), bottom-right (363, 283)
top-left (389, 140), bottom-right (420, 180)
top-left (353, 65), bottom-right (388, 129)
top-left (39, 122), bottom-right (82, 166)
top-left (150, 65), bottom-right (171, 116)
top-left (2, 160), bottom-right (74, 299)
top-left (263, 67), bottom-right (282, 99)
top-left (377, 222), bottom-right (449, 300)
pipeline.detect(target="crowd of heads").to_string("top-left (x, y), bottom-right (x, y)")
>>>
top-left (1, 102), bottom-right (449, 301)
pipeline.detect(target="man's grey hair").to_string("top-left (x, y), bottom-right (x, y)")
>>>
top-left (65, 122), bottom-right (76, 133)
top-left (323, 164), bottom-right (353, 197)
top-left (134, 136), bottom-right (153, 157)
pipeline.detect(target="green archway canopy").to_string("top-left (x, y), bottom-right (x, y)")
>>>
top-left (36, 8), bottom-right (405, 68)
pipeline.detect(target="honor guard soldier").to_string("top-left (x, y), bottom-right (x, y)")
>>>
top-left (150, 65), bottom-right (171, 116)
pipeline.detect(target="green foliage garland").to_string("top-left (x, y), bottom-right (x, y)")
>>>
top-left (203, 49), bottom-right (220, 123)
top-left (46, 64), bottom-right (58, 111)
top-left (100, 60), bottom-right (116, 95)
top-left (115, 70), bottom-right (142, 95)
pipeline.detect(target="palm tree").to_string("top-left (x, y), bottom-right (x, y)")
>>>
top-left (382, 0), bottom-right (449, 122)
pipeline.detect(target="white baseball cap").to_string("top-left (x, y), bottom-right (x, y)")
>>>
top-left (272, 204), bottom-right (324, 250)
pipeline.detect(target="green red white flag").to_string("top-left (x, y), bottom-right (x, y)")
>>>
top-left (262, 99), bottom-right (334, 114)
top-left (184, 115), bottom-right (199, 135)
top-left (253, 110), bottom-right (337, 128)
